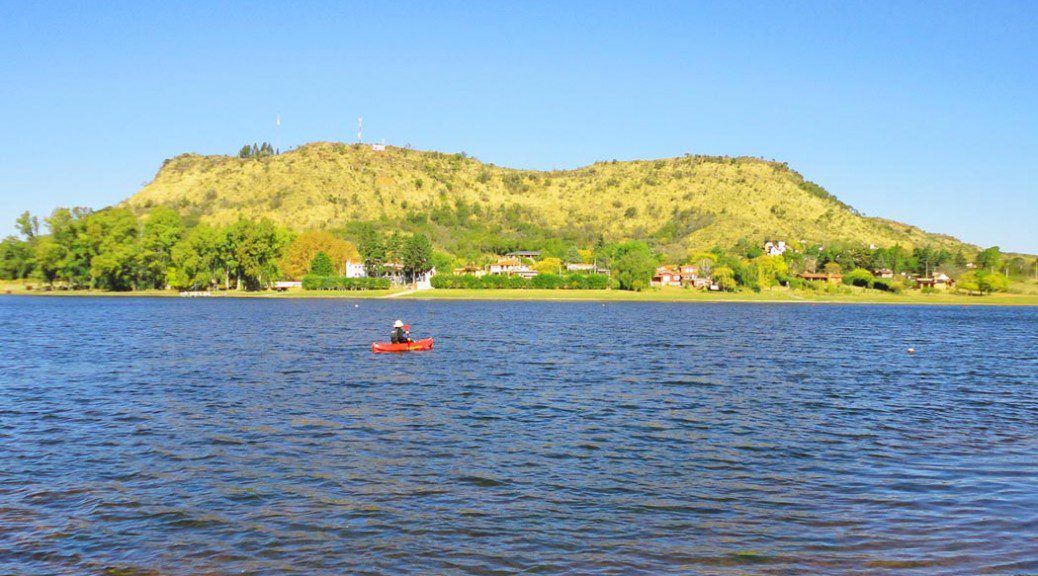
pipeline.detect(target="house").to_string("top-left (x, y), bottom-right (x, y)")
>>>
top-left (414, 267), bottom-right (437, 290)
top-left (565, 262), bottom-right (609, 275)
top-left (874, 268), bottom-right (894, 279)
top-left (651, 266), bottom-right (683, 287)
top-left (488, 257), bottom-right (534, 277)
top-left (344, 260), bottom-right (367, 279)
top-left (273, 281), bottom-right (301, 291)
top-left (651, 264), bottom-right (709, 288)
top-left (916, 272), bottom-right (954, 290)
top-left (799, 272), bottom-right (843, 284)
top-left (383, 262), bottom-right (406, 285)
top-left (453, 264), bottom-right (485, 277)
top-left (505, 250), bottom-right (540, 260)
top-left (691, 277), bottom-right (712, 289)
top-left (764, 240), bottom-right (788, 256)
top-left (679, 265), bottom-right (699, 278)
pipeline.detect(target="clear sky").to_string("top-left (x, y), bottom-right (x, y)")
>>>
top-left (1, 1), bottom-right (1035, 252)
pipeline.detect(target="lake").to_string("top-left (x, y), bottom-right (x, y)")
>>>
top-left (1, 297), bottom-right (1036, 575)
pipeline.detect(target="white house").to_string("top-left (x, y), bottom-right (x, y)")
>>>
top-left (488, 257), bottom-right (533, 276)
top-left (344, 260), bottom-right (367, 278)
top-left (764, 240), bottom-right (787, 256)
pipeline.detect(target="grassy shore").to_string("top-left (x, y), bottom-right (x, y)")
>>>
top-left (395, 287), bottom-right (1038, 305)
top-left (4, 280), bottom-right (1038, 305)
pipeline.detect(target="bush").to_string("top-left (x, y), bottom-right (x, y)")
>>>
top-left (844, 267), bottom-right (875, 288)
top-left (531, 273), bottom-right (563, 289)
top-left (431, 273), bottom-right (609, 290)
top-left (872, 277), bottom-right (895, 292)
top-left (302, 275), bottom-right (391, 290)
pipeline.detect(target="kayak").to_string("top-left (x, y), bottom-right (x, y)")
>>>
top-left (371, 338), bottom-right (434, 353)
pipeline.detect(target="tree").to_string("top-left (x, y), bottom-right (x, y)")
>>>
top-left (751, 255), bottom-right (789, 288)
top-left (16, 211), bottom-right (39, 240)
top-left (976, 270), bottom-right (1009, 294)
top-left (401, 233), bottom-right (433, 283)
top-left (224, 218), bottom-right (287, 290)
top-left (611, 242), bottom-right (656, 291)
top-left (977, 246), bottom-right (1001, 271)
top-left (0, 236), bottom-right (34, 279)
top-left (136, 207), bottom-right (184, 289)
top-left (168, 223), bottom-right (225, 290)
top-left (82, 208), bottom-right (139, 290)
top-left (358, 226), bottom-right (387, 277)
top-left (712, 266), bottom-right (737, 291)
top-left (687, 251), bottom-right (717, 275)
top-left (280, 231), bottom-right (359, 280)
top-left (533, 257), bottom-right (563, 275)
top-left (33, 236), bottom-right (62, 285)
top-left (956, 271), bottom-right (980, 294)
top-left (844, 267), bottom-right (875, 288)
top-left (309, 251), bottom-right (335, 276)
top-left (823, 262), bottom-right (842, 275)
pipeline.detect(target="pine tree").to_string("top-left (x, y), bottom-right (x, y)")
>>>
top-left (309, 251), bottom-right (335, 276)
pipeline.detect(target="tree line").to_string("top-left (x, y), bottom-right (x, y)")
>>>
top-left (0, 208), bottom-right (436, 291)
top-left (1, 206), bottom-right (1028, 294)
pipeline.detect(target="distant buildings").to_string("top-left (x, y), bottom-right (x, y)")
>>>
top-left (650, 264), bottom-right (711, 289)
top-left (916, 272), bottom-right (954, 290)
top-left (345, 260), bottom-right (366, 279)
top-left (764, 240), bottom-right (788, 256)
top-left (339, 259), bottom-right (436, 288)
top-left (798, 272), bottom-right (843, 284)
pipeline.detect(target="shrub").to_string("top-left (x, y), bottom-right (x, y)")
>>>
top-left (531, 273), bottom-right (563, 289)
top-left (872, 277), bottom-right (895, 292)
top-left (431, 273), bottom-right (608, 290)
top-left (309, 251), bottom-right (335, 276)
top-left (302, 275), bottom-right (391, 290)
top-left (844, 267), bottom-right (875, 288)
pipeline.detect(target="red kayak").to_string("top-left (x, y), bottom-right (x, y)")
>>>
top-left (371, 338), bottom-right (434, 353)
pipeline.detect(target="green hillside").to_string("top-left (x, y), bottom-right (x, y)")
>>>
top-left (123, 142), bottom-right (968, 254)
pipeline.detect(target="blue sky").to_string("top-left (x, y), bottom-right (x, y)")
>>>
top-left (1, 1), bottom-right (1035, 252)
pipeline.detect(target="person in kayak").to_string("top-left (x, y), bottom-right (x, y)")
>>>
top-left (390, 320), bottom-right (412, 344)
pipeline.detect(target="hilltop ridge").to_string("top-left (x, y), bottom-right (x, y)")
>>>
top-left (123, 142), bottom-right (969, 254)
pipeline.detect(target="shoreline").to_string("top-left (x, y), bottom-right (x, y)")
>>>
top-left (4, 284), bottom-right (1037, 306)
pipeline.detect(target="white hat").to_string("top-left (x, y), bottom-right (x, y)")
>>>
top-left (393, 320), bottom-right (404, 328)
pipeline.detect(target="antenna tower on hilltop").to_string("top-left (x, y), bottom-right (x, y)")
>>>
top-left (357, 117), bottom-right (363, 143)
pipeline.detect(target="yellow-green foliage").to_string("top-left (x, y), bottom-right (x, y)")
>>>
top-left (124, 142), bottom-right (969, 251)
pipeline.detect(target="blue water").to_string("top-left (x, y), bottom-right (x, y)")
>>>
top-left (1, 296), bottom-right (1036, 575)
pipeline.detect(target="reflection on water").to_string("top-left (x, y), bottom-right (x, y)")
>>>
top-left (1, 297), bottom-right (1036, 575)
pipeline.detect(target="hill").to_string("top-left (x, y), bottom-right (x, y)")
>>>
top-left (123, 142), bottom-right (970, 256)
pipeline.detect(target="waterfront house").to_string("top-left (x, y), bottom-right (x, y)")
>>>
top-left (273, 281), bottom-right (302, 291)
top-left (691, 277), bottom-right (712, 290)
top-left (565, 262), bottom-right (609, 275)
top-left (916, 272), bottom-right (954, 290)
top-left (799, 272), bottom-right (843, 284)
top-left (452, 264), bottom-right (485, 277)
top-left (651, 266), bottom-right (683, 287)
top-left (344, 260), bottom-right (367, 279)
top-left (679, 265), bottom-right (699, 278)
top-left (488, 257), bottom-right (535, 278)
